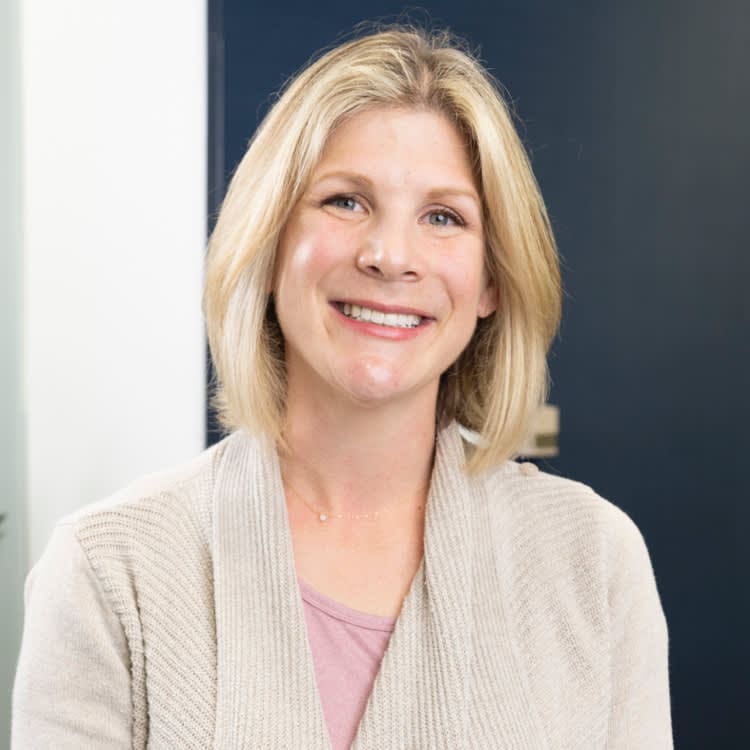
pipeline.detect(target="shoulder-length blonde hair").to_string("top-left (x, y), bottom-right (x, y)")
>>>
top-left (204, 26), bottom-right (561, 474)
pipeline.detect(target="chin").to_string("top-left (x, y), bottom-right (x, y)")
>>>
top-left (339, 369), bottom-right (403, 404)
top-left (333, 359), bottom-right (438, 409)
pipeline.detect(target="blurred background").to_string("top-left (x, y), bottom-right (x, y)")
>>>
top-left (2, 0), bottom-right (747, 747)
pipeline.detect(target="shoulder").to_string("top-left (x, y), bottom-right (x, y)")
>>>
top-left (57, 434), bottom-right (237, 546)
top-left (28, 434), bottom-right (251, 647)
top-left (38, 434), bottom-right (249, 614)
top-left (478, 459), bottom-right (660, 615)
top-left (481, 459), bottom-right (647, 557)
top-left (477, 460), bottom-right (667, 689)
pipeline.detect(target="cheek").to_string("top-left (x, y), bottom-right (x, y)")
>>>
top-left (282, 240), bottom-right (317, 279)
top-left (276, 223), bottom-right (352, 293)
top-left (435, 252), bottom-right (487, 311)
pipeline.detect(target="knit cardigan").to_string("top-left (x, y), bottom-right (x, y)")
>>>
top-left (12, 422), bottom-right (673, 749)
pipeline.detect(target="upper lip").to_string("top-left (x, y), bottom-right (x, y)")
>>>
top-left (333, 299), bottom-right (434, 319)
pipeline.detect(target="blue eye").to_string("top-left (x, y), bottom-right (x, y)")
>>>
top-left (326, 195), bottom-right (360, 211)
top-left (428, 210), bottom-right (463, 227)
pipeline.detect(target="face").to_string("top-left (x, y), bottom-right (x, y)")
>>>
top-left (273, 106), bottom-right (497, 414)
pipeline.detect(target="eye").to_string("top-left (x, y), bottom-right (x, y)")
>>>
top-left (323, 194), bottom-right (363, 212)
top-left (426, 208), bottom-right (465, 227)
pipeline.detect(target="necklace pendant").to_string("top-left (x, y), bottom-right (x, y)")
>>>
top-left (319, 513), bottom-right (328, 522)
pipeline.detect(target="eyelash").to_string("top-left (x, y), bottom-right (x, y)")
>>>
top-left (322, 194), bottom-right (466, 227)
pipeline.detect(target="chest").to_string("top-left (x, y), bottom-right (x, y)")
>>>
top-left (286, 510), bottom-right (425, 617)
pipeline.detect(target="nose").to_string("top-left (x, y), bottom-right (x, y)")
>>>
top-left (356, 220), bottom-right (422, 282)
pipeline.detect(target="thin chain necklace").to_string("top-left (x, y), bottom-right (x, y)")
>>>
top-left (284, 481), bottom-right (428, 523)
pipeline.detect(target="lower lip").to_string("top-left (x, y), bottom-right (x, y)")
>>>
top-left (330, 303), bottom-right (431, 340)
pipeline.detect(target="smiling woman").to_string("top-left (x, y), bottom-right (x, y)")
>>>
top-left (204, 31), bottom-right (563, 477)
top-left (12, 25), bottom-right (673, 750)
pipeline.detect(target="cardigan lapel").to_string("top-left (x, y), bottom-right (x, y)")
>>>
top-left (212, 430), bottom-right (331, 749)
top-left (350, 421), bottom-right (477, 748)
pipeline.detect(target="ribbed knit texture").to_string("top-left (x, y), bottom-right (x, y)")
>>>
top-left (12, 422), bottom-right (673, 749)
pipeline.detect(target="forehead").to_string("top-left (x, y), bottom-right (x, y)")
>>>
top-left (311, 106), bottom-right (478, 190)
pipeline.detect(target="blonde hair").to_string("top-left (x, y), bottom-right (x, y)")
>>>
top-left (204, 26), bottom-right (561, 473)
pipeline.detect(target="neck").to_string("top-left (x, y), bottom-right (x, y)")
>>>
top-left (279, 386), bottom-right (438, 519)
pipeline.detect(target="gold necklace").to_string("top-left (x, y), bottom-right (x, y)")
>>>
top-left (285, 482), bottom-right (427, 523)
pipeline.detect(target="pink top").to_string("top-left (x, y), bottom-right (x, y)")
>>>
top-left (298, 578), bottom-right (396, 750)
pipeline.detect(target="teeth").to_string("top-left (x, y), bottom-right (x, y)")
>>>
top-left (339, 303), bottom-right (422, 328)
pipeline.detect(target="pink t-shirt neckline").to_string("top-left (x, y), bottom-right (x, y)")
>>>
top-left (297, 577), bottom-right (397, 633)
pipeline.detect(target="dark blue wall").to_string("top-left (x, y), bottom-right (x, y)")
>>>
top-left (210, 2), bottom-right (748, 746)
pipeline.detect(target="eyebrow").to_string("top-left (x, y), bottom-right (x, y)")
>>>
top-left (311, 170), bottom-right (481, 207)
top-left (424, 187), bottom-right (481, 206)
top-left (311, 171), bottom-right (374, 189)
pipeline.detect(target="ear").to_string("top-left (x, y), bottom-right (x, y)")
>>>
top-left (477, 280), bottom-right (498, 319)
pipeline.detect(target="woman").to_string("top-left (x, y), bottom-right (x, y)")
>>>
top-left (12, 26), bottom-right (673, 749)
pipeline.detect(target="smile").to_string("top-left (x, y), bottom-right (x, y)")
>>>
top-left (335, 302), bottom-right (423, 329)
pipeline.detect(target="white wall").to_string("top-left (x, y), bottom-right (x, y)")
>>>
top-left (21, 0), bottom-right (207, 564)
top-left (1, 0), bottom-right (26, 742)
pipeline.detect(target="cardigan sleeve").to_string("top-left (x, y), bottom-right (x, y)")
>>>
top-left (12, 522), bottom-right (132, 749)
top-left (605, 504), bottom-right (673, 749)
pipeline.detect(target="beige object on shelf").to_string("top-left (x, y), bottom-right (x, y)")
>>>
top-left (519, 403), bottom-right (560, 458)
top-left (456, 403), bottom-right (559, 459)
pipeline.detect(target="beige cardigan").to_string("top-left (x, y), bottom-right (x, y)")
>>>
top-left (12, 422), bottom-right (673, 748)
